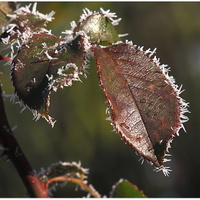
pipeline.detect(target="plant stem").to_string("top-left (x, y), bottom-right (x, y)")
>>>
top-left (0, 85), bottom-right (49, 197)
top-left (47, 176), bottom-right (101, 198)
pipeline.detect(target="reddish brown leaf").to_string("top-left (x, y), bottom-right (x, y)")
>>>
top-left (93, 42), bottom-right (188, 174)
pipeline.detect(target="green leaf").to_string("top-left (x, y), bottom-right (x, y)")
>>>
top-left (110, 179), bottom-right (146, 198)
top-left (74, 8), bottom-right (121, 44)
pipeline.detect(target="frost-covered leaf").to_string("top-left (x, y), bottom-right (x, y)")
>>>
top-left (11, 33), bottom-right (60, 124)
top-left (110, 179), bottom-right (146, 198)
top-left (12, 32), bottom-right (89, 126)
top-left (93, 42), bottom-right (189, 174)
top-left (48, 33), bottom-right (90, 91)
top-left (0, 3), bottom-right (54, 44)
top-left (38, 161), bottom-right (88, 182)
top-left (0, 2), bottom-right (16, 27)
top-left (73, 8), bottom-right (120, 44)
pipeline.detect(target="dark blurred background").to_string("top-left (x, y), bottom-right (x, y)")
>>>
top-left (0, 2), bottom-right (199, 197)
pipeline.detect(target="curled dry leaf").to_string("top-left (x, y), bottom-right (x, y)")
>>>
top-left (93, 42), bottom-right (189, 174)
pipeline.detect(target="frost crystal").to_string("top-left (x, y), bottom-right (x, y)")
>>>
top-left (79, 8), bottom-right (96, 22)
top-left (118, 33), bottom-right (129, 38)
top-left (45, 51), bottom-right (57, 60)
top-left (70, 21), bottom-right (77, 32)
top-left (100, 8), bottom-right (121, 26)
top-left (154, 166), bottom-right (172, 176)
top-left (8, 3), bottom-right (55, 23)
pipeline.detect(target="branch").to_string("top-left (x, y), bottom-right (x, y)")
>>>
top-left (0, 84), bottom-right (49, 197)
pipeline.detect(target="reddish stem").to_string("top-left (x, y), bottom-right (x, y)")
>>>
top-left (0, 85), bottom-right (49, 197)
top-left (0, 55), bottom-right (11, 61)
top-left (47, 176), bottom-right (101, 198)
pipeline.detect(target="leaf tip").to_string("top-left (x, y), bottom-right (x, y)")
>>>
top-left (33, 109), bottom-right (56, 128)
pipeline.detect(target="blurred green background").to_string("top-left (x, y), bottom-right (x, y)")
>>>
top-left (0, 1), bottom-right (199, 197)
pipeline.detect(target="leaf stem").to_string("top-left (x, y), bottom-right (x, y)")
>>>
top-left (0, 55), bottom-right (11, 61)
top-left (0, 85), bottom-right (49, 197)
top-left (47, 176), bottom-right (101, 198)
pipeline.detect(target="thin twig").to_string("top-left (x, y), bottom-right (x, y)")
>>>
top-left (47, 176), bottom-right (101, 198)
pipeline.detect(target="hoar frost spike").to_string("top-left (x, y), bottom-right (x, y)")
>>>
top-left (93, 41), bottom-right (189, 175)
